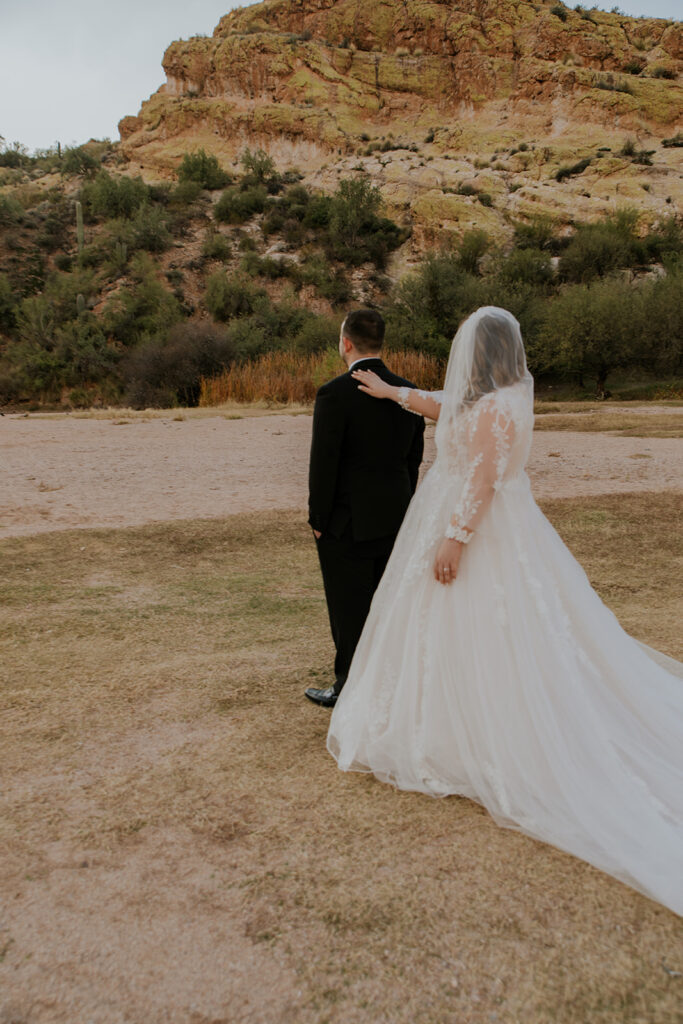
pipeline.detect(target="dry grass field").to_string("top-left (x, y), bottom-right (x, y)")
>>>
top-left (1, 495), bottom-right (682, 1023)
top-left (533, 408), bottom-right (683, 439)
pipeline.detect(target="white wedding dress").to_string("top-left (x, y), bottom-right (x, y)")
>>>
top-left (327, 311), bottom-right (683, 915)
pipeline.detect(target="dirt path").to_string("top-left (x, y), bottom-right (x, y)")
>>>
top-left (1, 414), bottom-right (681, 539)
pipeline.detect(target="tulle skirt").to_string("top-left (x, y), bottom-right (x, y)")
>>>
top-left (327, 466), bottom-right (683, 914)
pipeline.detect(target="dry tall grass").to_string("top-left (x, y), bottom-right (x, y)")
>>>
top-left (200, 349), bottom-right (446, 405)
top-left (200, 355), bottom-right (683, 441)
top-left (1, 498), bottom-right (681, 1022)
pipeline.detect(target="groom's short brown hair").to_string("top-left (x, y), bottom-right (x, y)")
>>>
top-left (342, 309), bottom-right (385, 354)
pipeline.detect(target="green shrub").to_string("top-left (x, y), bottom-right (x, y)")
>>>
top-left (0, 274), bottom-right (17, 333)
top-left (0, 144), bottom-right (28, 169)
top-left (215, 294), bottom-right (312, 363)
top-left (323, 176), bottom-right (404, 269)
top-left (0, 194), bottom-right (24, 226)
top-left (81, 171), bottom-right (150, 220)
top-left (10, 271), bottom-right (93, 349)
top-left (457, 230), bottom-right (490, 275)
top-left (170, 180), bottom-right (203, 207)
top-left (261, 207), bottom-right (286, 237)
top-left (254, 296), bottom-right (312, 348)
top-left (214, 185), bottom-right (268, 224)
top-left (291, 315), bottom-right (341, 354)
top-left (496, 248), bottom-right (554, 288)
top-left (205, 272), bottom-right (265, 321)
top-left (177, 149), bottom-right (231, 190)
top-left (35, 196), bottom-right (72, 252)
top-left (222, 317), bottom-right (269, 362)
top-left (42, 268), bottom-right (96, 325)
top-left (240, 251), bottom-right (290, 280)
top-left (477, 193), bottom-right (493, 208)
top-left (303, 194), bottom-right (333, 229)
top-left (54, 314), bottom-right (117, 386)
top-left (281, 217), bottom-right (307, 248)
top-left (550, 5), bottom-right (567, 20)
top-left (328, 177), bottom-right (379, 237)
top-left (237, 233), bottom-right (258, 252)
top-left (559, 209), bottom-right (644, 283)
top-left (60, 145), bottom-right (100, 177)
top-left (652, 66), bottom-right (676, 80)
top-left (79, 219), bottom-right (134, 274)
top-left (662, 133), bottom-right (683, 149)
top-left (513, 215), bottom-right (557, 252)
top-left (240, 147), bottom-right (279, 189)
top-left (16, 250), bottom-right (47, 299)
top-left (643, 217), bottom-right (682, 265)
top-left (0, 336), bottom-right (63, 399)
top-left (386, 254), bottom-right (489, 355)
top-left (201, 230), bottom-right (231, 261)
top-left (130, 204), bottom-right (172, 252)
top-left (298, 254), bottom-right (352, 304)
top-left (277, 184), bottom-right (311, 220)
top-left (640, 268), bottom-right (683, 374)
top-left (123, 321), bottom-right (238, 408)
top-left (103, 254), bottom-right (183, 344)
top-left (538, 276), bottom-right (641, 393)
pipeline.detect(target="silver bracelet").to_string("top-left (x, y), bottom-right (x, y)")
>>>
top-left (445, 523), bottom-right (474, 544)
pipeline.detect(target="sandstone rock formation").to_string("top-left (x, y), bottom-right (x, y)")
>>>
top-left (120, 0), bottom-right (682, 252)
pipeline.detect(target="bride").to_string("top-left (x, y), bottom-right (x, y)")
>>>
top-left (327, 306), bottom-right (683, 915)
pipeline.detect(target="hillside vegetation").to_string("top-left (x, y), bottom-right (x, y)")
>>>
top-left (0, 140), bottom-right (681, 408)
top-left (1, 0), bottom-right (681, 409)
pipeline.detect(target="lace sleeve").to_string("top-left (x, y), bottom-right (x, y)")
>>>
top-left (445, 399), bottom-right (515, 543)
top-left (397, 387), bottom-right (444, 417)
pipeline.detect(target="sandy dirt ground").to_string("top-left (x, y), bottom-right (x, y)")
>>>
top-left (1, 413), bottom-right (682, 1024)
top-left (1, 413), bottom-right (682, 538)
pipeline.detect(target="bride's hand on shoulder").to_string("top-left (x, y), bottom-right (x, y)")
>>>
top-left (352, 369), bottom-right (397, 401)
top-left (434, 538), bottom-right (464, 585)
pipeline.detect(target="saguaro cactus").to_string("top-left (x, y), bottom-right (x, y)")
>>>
top-left (76, 293), bottom-right (86, 315)
top-left (75, 200), bottom-right (84, 261)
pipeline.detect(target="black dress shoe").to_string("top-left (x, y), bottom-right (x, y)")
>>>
top-left (304, 686), bottom-right (338, 708)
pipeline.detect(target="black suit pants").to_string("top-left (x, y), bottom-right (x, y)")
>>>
top-left (316, 531), bottom-right (396, 694)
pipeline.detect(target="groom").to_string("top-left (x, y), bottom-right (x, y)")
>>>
top-left (306, 308), bottom-right (425, 707)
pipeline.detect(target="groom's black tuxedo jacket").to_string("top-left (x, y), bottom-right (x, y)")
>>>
top-left (308, 358), bottom-right (425, 543)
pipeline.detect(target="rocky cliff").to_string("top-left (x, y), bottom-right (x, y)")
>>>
top-left (119, 0), bottom-right (682, 253)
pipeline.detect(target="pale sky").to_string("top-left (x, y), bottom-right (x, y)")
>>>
top-left (0, 0), bottom-right (680, 153)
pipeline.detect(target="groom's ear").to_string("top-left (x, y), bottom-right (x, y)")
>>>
top-left (341, 334), bottom-right (354, 355)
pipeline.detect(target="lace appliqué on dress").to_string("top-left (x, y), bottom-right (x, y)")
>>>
top-left (444, 523), bottom-right (474, 543)
top-left (446, 397), bottom-right (516, 539)
top-left (397, 387), bottom-right (444, 416)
